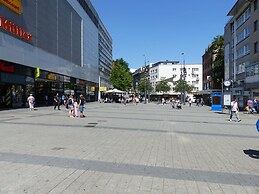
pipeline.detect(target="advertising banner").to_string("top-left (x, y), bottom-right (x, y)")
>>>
top-left (0, 0), bottom-right (22, 14)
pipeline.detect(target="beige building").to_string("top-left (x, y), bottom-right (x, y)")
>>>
top-left (224, 0), bottom-right (259, 108)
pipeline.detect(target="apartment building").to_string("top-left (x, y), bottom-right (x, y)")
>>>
top-left (224, 0), bottom-right (259, 108)
top-left (149, 61), bottom-right (202, 96)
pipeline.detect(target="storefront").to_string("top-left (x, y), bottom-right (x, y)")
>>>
top-left (0, 60), bottom-right (34, 109)
top-left (34, 69), bottom-right (97, 105)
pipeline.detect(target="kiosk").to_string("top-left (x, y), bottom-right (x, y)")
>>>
top-left (211, 93), bottom-right (222, 111)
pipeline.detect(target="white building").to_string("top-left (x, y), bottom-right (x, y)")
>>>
top-left (149, 61), bottom-right (203, 96)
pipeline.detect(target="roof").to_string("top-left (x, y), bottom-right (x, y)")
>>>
top-left (227, 0), bottom-right (252, 16)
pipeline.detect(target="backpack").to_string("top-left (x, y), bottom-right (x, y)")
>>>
top-left (68, 98), bottom-right (72, 105)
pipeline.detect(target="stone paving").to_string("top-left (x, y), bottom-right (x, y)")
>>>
top-left (0, 102), bottom-right (259, 194)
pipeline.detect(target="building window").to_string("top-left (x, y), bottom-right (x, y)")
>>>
top-left (254, 0), bottom-right (258, 11)
top-left (236, 28), bottom-right (250, 44)
top-left (172, 68), bottom-right (176, 71)
top-left (254, 20), bottom-right (258, 32)
top-left (237, 62), bottom-right (247, 74)
top-left (237, 8), bottom-right (251, 28)
top-left (236, 44), bottom-right (250, 59)
top-left (255, 42), bottom-right (258, 54)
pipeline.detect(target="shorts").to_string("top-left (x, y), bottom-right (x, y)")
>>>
top-left (79, 105), bottom-right (84, 112)
top-left (68, 105), bottom-right (74, 110)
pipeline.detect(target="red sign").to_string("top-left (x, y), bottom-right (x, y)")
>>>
top-left (0, 61), bottom-right (14, 73)
top-left (0, 15), bottom-right (32, 41)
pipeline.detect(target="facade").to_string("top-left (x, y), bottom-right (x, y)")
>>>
top-left (202, 44), bottom-right (216, 91)
top-left (224, 0), bottom-right (259, 108)
top-left (98, 20), bottom-right (113, 93)
top-left (149, 61), bottom-right (203, 96)
top-left (0, 0), bottom-right (112, 109)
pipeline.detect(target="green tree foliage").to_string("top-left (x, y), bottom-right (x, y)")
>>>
top-left (211, 35), bottom-right (224, 88)
top-left (155, 80), bottom-right (171, 93)
top-left (173, 79), bottom-right (193, 94)
top-left (110, 58), bottom-right (133, 91)
top-left (138, 78), bottom-right (153, 93)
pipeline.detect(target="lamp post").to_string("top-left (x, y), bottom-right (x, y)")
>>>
top-left (181, 53), bottom-right (186, 105)
top-left (143, 54), bottom-right (147, 104)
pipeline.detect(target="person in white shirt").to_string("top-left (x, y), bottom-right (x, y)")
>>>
top-left (229, 99), bottom-right (241, 122)
top-left (27, 94), bottom-right (35, 111)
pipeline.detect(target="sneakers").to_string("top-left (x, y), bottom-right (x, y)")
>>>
top-left (238, 119), bottom-right (241, 122)
top-left (229, 119), bottom-right (232, 121)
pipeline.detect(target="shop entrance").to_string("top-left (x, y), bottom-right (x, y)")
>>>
top-left (0, 83), bottom-right (25, 109)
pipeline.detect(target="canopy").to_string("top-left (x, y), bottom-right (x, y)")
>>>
top-left (105, 88), bottom-right (125, 94)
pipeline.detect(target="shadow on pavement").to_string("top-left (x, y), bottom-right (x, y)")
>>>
top-left (243, 149), bottom-right (259, 159)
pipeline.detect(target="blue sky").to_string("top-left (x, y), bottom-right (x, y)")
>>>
top-left (90, 0), bottom-right (237, 69)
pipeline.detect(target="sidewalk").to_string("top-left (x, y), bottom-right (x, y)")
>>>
top-left (0, 102), bottom-right (259, 193)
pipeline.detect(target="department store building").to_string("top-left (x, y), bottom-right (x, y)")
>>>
top-left (0, 0), bottom-right (112, 109)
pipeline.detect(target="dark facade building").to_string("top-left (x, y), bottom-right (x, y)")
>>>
top-left (0, 0), bottom-right (112, 109)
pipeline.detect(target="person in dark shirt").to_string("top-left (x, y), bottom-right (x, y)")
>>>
top-left (78, 94), bottom-right (86, 118)
top-left (54, 93), bottom-right (61, 110)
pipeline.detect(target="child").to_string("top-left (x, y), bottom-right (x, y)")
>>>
top-left (74, 101), bottom-right (79, 117)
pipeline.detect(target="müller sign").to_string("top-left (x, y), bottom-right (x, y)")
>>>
top-left (0, 15), bottom-right (32, 41)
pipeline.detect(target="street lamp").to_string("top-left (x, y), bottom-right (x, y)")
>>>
top-left (181, 53), bottom-right (186, 104)
top-left (143, 54), bottom-right (148, 104)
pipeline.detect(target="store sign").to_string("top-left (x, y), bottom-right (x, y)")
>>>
top-left (100, 87), bottom-right (107, 92)
top-left (47, 73), bottom-right (56, 80)
top-left (35, 68), bottom-right (40, 78)
top-left (0, 61), bottom-right (14, 73)
top-left (0, 15), bottom-right (32, 41)
top-left (0, 0), bottom-right (22, 14)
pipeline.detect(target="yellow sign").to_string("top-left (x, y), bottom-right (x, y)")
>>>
top-left (35, 68), bottom-right (40, 78)
top-left (47, 73), bottom-right (56, 80)
top-left (91, 86), bottom-right (95, 92)
top-left (0, 0), bottom-right (22, 14)
top-left (99, 87), bottom-right (107, 92)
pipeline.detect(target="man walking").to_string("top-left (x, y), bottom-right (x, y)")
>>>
top-left (54, 93), bottom-right (61, 110)
top-left (229, 99), bottom-right (241, 122)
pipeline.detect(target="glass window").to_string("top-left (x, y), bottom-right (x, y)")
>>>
top-left (254, 0), bottom-right (258, 11)
top-left (237, 8), bottom-right (251, 28)
top-left (255, 42), bottom-right (258, 53)
top-left (255, 20), bottom-right (258, 32)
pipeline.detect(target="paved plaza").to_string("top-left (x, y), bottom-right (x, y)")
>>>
top-left (0, 102), bottom-right (259, 193)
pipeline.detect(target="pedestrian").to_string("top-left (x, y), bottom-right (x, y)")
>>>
top-left (162, 97), bottom-right (166, 105)
top-left (67, 95), bottom-right (74, 118)
top-left (78, 94), bottom-right (86, 118)
top-left (201, 98), bottom-right (204, 106)
top-left (53, 93), bottom-right (61, 110)
top-left (27, 94), bottom-right (35, 111)
top-left (74, 101), bottom-right (79, 117)
top-left (188, 98), bottom-right (192, 107)
top-left (196, 98), bottom-right (200, 106)
top-left (229, 99), bottom-right (241, 122)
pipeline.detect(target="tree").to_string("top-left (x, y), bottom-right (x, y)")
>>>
top-left (138, 78), bottom-right (153, 94)
top-left (155, 80), bottom-right (171, 93)
top-left (110, 58), bottom-right (133, 91)
top-left (210, 35), bottom-right (224, 89)
top-left (173, 79), bottom-right (193, 94)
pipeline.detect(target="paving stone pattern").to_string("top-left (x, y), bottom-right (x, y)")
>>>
top-left (0, 102), bottom-right (259, 193)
